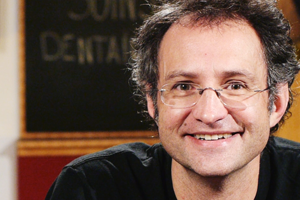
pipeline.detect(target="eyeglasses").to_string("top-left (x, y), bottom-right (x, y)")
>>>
top-left (159, 82), bottom-right (269, 110)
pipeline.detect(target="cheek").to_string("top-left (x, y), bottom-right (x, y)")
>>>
top-left (157, 106), bottom-right (191, 131)
top-left (233, 94), bottom-right (270, 124)
top-left (231, 105), bottom-right (270, 135)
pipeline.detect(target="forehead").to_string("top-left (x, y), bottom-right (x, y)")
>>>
top-left (158, 19), bottom-right (267, 85)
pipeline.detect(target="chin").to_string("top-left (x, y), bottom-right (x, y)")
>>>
top-left (193, 168), bottom-right (233, 178)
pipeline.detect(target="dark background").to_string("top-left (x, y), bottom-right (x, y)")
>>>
top-left (25, 0), bottom-right (152, 132)
top-left (294, 0), bottom-right (300, 16)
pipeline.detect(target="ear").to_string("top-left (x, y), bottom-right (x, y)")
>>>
top-left (146, 93), bottom-right (156, 119)
top-left (270, 83), bottom-right (289, 128)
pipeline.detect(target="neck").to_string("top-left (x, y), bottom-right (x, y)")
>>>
top-left (172, 156), bottom-right (260, 200)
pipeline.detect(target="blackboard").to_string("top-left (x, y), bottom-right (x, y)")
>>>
top-left (23, 0), bottom-right (153, 134)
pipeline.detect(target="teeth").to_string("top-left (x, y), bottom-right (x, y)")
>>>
top-left (193, 133), bottom-right (233, 141)
top-left (211, 135), bottom-right (218, 140)
top-left (205, 135), bottom-right (212, 140)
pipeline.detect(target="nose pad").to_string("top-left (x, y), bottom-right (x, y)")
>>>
top-left (193, 88), bottom-right (228, 124)
top-left (197, 87), bottom-right (224, 107)
top-left (199, 87), bottom-right (221, 98)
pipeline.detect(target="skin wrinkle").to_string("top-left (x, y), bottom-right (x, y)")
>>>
top-left (162, 69), bottom-right (262, 89)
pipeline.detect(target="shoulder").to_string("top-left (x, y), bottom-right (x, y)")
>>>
top-left (46, 142), bottom-right (174, 199)
top-left (266, 136), bottom-right (300, 163)
top-left (259, 137), bottom-right (300, 198)
top-left (267, 136), bottom-right (300, 154)
top-left (64, 142), bottom-right (170, 197)
top-left (65, 142), bottom-right (167, 171)
top-left (265, 136), bottom-right (300, 181)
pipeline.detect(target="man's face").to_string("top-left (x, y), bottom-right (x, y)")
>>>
top-left (149, 20), bottom-right (283, 176)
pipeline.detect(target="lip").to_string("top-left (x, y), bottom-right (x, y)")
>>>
top-left (188, 132), bottom-right (242, 140)
top-left (184, 132), bottom-right (243, 148)
top-left (185, 130), bottom-right (243, 137)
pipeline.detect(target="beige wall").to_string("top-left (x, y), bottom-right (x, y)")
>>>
top-left (0, 0), bottom-right (19, 199)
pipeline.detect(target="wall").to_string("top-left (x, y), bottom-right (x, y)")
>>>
top-left (0, 0), bottom-right (19, 199)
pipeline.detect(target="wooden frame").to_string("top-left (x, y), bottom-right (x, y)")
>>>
top-left (18, 138), bottom-right (160, 156)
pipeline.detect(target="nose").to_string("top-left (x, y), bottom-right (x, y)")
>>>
top-left (192, 88), bottom-right (228, 125)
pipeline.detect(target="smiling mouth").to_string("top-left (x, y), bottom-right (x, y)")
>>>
top-left (192, 133), bottom-right (239, 141)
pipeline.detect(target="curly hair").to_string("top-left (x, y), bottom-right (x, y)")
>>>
top-left (129, 0), bottom-right (300, 134)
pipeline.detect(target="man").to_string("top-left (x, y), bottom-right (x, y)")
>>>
top-left (46, 0), bottom-right (300, 199)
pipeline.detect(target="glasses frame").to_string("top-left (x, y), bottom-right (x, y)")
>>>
top-left (159, 82), bottom-right (270, 109)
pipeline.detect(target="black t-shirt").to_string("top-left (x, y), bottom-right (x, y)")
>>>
top-left (46, 137), bottom-right (300, 200)
top-left (255, 137), bottom-right (300, 200)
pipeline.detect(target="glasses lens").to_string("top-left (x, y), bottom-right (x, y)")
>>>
top-left (160, 83), bottom-right (268, 109)
top-left (161, 89), bottom-right (198, 108)
top-left (218, 95), bottom-right (247, 110)
top-left (220, 89), bottom-right (267, 110)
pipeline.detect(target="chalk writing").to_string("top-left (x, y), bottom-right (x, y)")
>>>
top-left (68, 0), bottom-right (139, 21)
top-left (40, 31), bottom-right (130, 65)
top-left (37, 0), bottom-right (146, 65)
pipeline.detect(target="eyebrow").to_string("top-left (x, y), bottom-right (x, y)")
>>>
top-left (164, 70), bottom-right (198, 81)
top-left (219, 70), bottom-right (257, 82)
top-left (163, 69), bottom-right (259, 83)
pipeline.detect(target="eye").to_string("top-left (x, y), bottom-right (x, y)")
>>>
top-left (173, 83), bottom-right (193, 91)
top-left (224, 82), bottom-right (247, 90)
